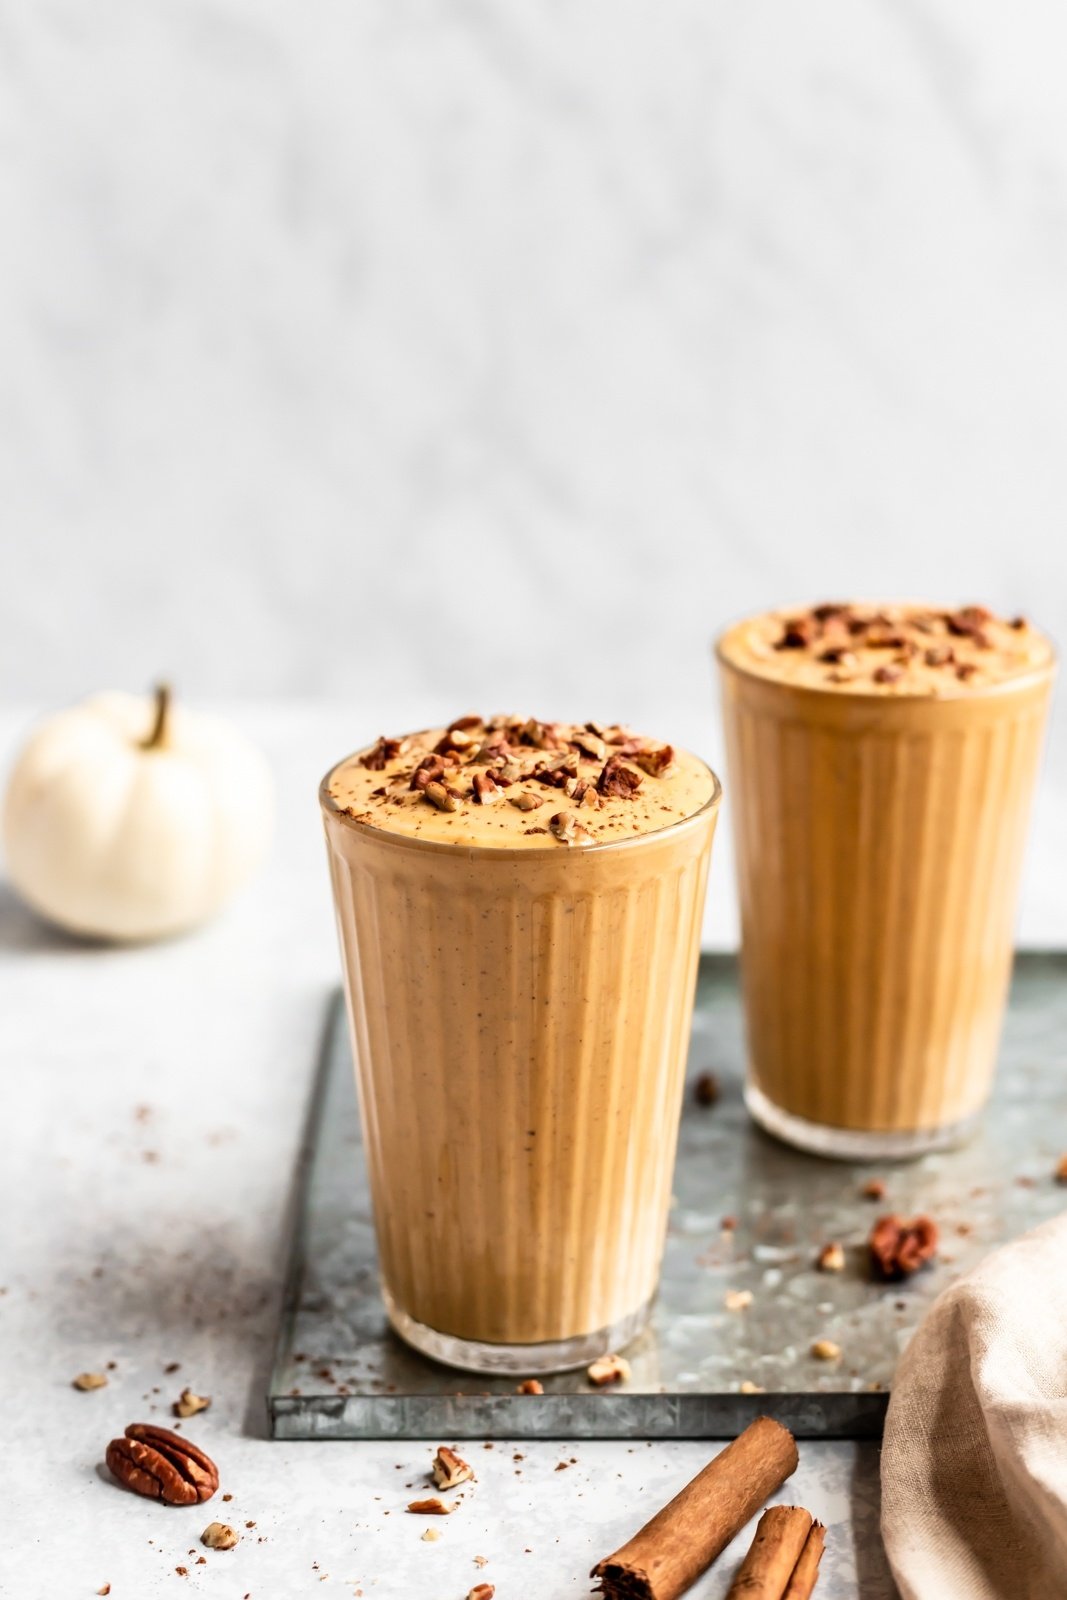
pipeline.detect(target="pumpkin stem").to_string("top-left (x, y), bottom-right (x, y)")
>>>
top-left (143, 683), bottom-right (172, 750)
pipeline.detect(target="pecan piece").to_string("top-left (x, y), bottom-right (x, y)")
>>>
top-left (549, 811), bottom-right (593, 846)
top-left (924, 645), bottom-right (955, 667)
top-left (106, 1423), bottom-right (219, 1505)
top-left (468, 1586), bottom-right (496, 1600)
top-left (508, 791), bottom-right (542, 812)
top-left (173, 1388), bottom-right (210, 1419)
top-left (811, 1339), bottom-right (841, 1361)
top-left (868, 1214), bottom-right (938, 1280)
top-left (817, 1242), bottom-right (846, 1273)
top-left (596, 756), bottom-right (642, 800)
top-left (946, 605), bottom-right (993, 637)
top-left (533, 753), bottom-right (579, 788)
top-left (201, 1522), bottom-right (238, 1550)
top-left (360, 736), bottom-right (401, 771)
top-left (516, 1378), bottom-right (543, 1394)
top-left (774, 617), bottom-right (814, 649)
top-left (694, 1071), bottom-right (719, 1106)
top-left (409, 754), bottom-right (446, 791)
top-left (587, 1353), bottom-right (631, 1387)
top-left (431, 1446), bottom-right (473, 1490)
top-left (448, 714), bottom-right (483, 732)
top-left (471, 772), bottom-right (500, 806)
top-left (73, 1371), bottom-right (108, 1391)
top-left (872, 665), bottom-right (902, 685)
top-left (631, 743), bottom-right (675, 778)
top-left (406, 1497), bottom-right (456, 1515)
top-left (423, 781), bottom-right (458, 813)
top-left (571, 728), bottom-right (607, 761)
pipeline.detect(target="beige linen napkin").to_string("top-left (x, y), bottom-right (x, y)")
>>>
top-left (881, 1210), bottom-right (1067, 1599)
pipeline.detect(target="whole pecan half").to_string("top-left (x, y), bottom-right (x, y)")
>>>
top-left (868, 1214), bottom-right (938, 1280)
top-left (106, 1423), bottom-right (219, 1505)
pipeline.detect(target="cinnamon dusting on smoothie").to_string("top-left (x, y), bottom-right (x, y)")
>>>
top-left (326, 717), bottom-right (714, 848)
top-left (719, 604), bottom-right (1052, 696)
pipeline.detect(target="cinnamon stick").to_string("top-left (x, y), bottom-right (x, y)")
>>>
top-left (725, 1506), bottom-right (812, 1597)
top-left (591, 1416), bottom-right (799, 1600)
top-left (782, 1521), bottom-right (826, 1600)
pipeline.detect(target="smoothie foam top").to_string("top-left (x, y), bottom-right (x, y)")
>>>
top-left (324, 717), bottom-right (717, 849)
top-left (719, 603), bottom-right (1052, 696)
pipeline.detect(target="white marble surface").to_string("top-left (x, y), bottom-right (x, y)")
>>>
top-left (1, 703), bottom-right (895, 1598)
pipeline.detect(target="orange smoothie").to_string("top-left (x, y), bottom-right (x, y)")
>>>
top-left (321, 716), bottom-right (719, 1372)
top-left (718, 603), bottom-right (1054, 1158)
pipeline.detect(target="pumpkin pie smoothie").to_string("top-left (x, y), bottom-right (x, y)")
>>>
top-left (718, 603), bottom-right (1054, 1158)
top-left (320, 717), bottom-right (719, 1373)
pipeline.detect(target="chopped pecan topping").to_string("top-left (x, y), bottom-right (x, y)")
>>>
top-left (868, 1214), bottom-right (938, 1280)
top-left (956, 662), bottom-right (978, 681)
top-left (423, 782), bottom-right (458, 813)
top-left (508, 791), bottom-right (543, 812)
top-left (632, 743), bottom-right (675, 777)
top-left (775, 617), bottom-right (814, 649)
top-left (549, 811), bottom-right (593, 846)
top-left (471, 772), bottom-right (500, 806)
top-left (361, 736), bottom-right (401, 771)
top-left (431, 1446), bottom-right (474, 1490)
top-left (872, 665), bottom-right (902, 684)
top-left (409, 754), bottom-right (446, 791)
top-left (533, 753), bottom-right (579, 788)
top-left (448, 714), bottom-right (483, 731)
top-left (571, 729), bottom-right (607, 761)
top-left (586, 1353), bottom-right (631, 1387)
top-left (434, 727), bottom-right (475, 754)
top-left (597, 756), bottom-right (642, 799)
top-left (818, 647), bottom-right (856, 666)
top-left (812, 602), bottom-right (850, 622)
top-left (924, 645), bottom-right (955, 667)
top-left (946, 605), bottom-right (993, 637)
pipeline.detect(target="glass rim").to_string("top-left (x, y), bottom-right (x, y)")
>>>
top-left (318, 749), bottom-right (722, 860)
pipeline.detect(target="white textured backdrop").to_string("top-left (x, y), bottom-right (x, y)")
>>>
top-left (2, 0), bottom-right (1066, 939)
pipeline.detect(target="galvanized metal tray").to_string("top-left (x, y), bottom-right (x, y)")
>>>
top-left (269, 953), bottom-right (1067, 1440)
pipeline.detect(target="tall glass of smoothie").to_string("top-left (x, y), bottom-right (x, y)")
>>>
top-left (320, 717), bottom-right (719, 1374)
top-left (718, 604), bottom-right (1054, 1159)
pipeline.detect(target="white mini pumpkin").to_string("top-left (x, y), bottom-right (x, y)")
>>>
top-left (2, 686), bottom-right (273, 941)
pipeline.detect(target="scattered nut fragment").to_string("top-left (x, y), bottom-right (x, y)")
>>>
top-left (72, 1371), bottom-right (108, 1391)
top-left (407, 1497), bottom-right (456, 1515)
top-left (869, 1214), bottom-right (938, 1280)
top-left (431, 1447), bottom-right (473, 1490)
top-left (861, 1179), bottom-right (886, 1201)
top-left (1055, 1154), bottom-right (1067, 1184)
top-left (201, 1523), bottom-right (239, 1551)
top-left (739, 1381), bottom-right (765, 1395)
top-left (587, 1353), bottom-right (631, 1387)
top-left (811, 1340), bottom-right (841, 1361)
top-left (421, 1528), bottom-right (441, 1542)
top-left (516, 1379), bottom-right (543, 1395)
top-left (423, 781), bottom-right (458, 813)
top-left (724, 1289), bottom-right (753, 1312)
top-left (817, 1242), bottom-right (846, 1273)
top-left (468, 1586), bottom-right (496, 1600)
top-left (694, 1071), bottom-right (719, 1106)
top-left (174, 1388), bottom-right (211, 1419)
top-left (96, 1587), bottom-right (111, 1596)
top-left (549, 810), bottom-right (593, 846)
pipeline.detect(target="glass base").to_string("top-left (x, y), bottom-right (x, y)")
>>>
top-left (382, 1287), bottom-right (654, 1377)
top-left (744, 1083), bottom-right (982, 1162)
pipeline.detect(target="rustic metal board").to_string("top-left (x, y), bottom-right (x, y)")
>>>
top-left (269, 953), bottom-right (1067, 1439)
